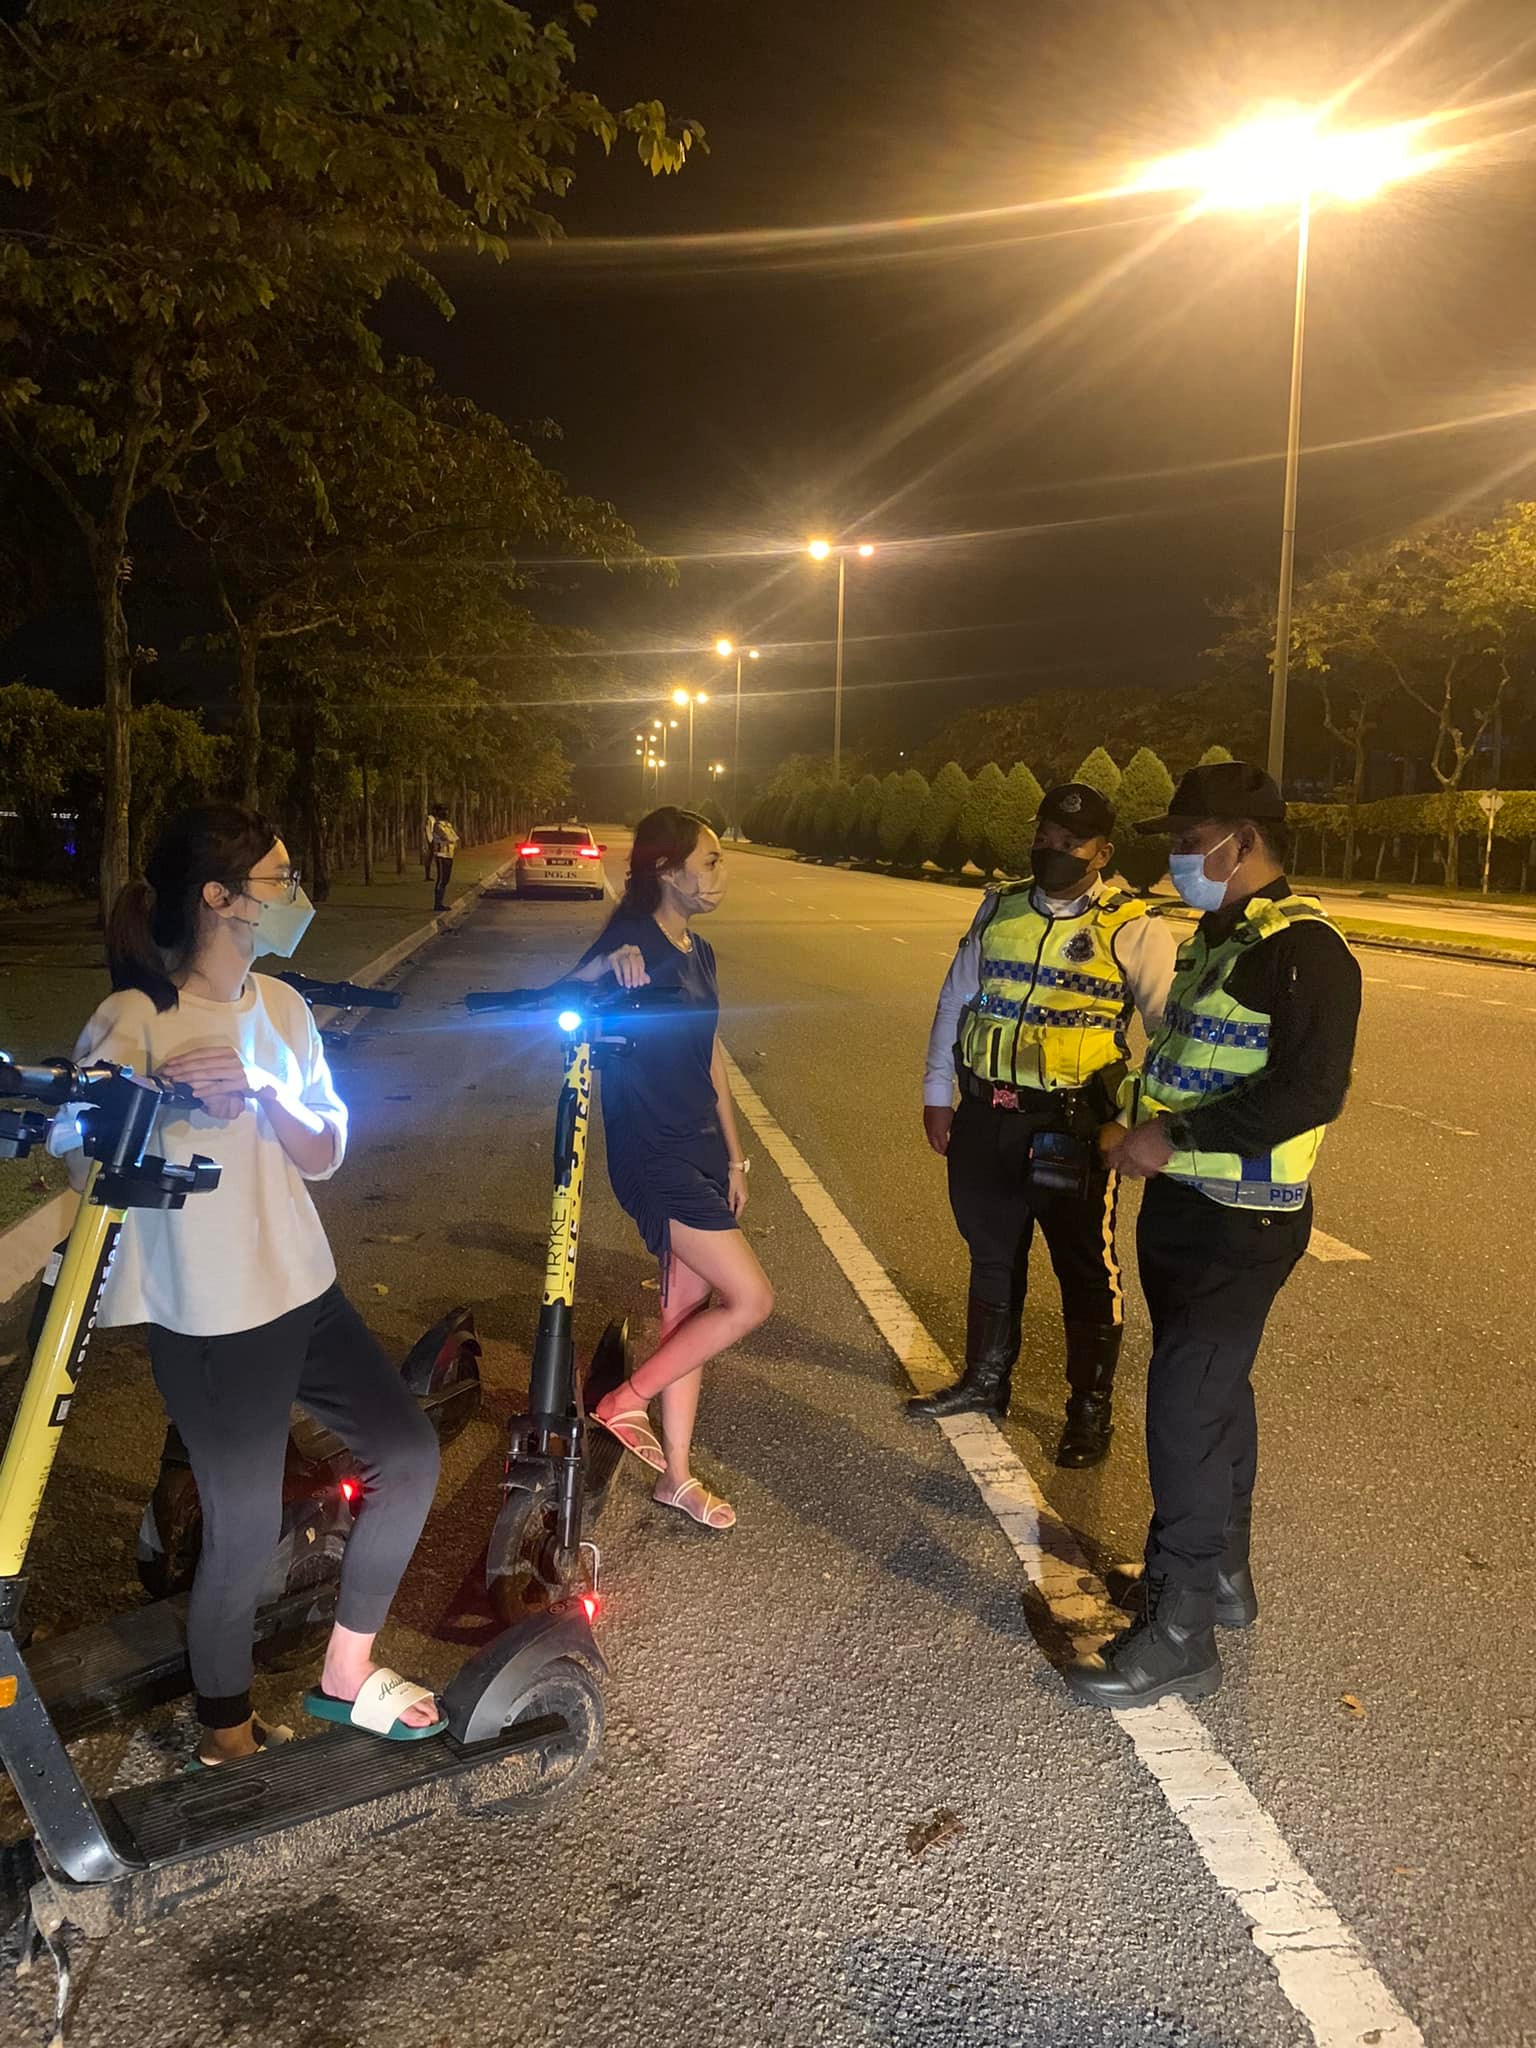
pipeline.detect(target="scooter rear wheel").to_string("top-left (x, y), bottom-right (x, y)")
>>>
top-left (464, 1655), bottom-right (605, 1812)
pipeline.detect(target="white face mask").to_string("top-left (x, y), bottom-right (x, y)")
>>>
top-left (666, 860), bottom-right (727, 916)
top-left (253, 887), bottom-right (316, 958)
top-left (1168, 833), bottom-right (1236, 913)
top-left (226, 887), bottom-right (316, 958)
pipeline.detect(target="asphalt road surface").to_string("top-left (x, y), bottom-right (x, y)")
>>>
top-left (1, 842), bottom-right (1531, 2048)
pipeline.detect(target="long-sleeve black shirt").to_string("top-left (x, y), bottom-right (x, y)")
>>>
top-left (1172, 878), bottom-right (1362, 1159)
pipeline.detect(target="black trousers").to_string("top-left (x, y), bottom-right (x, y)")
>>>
top-left (1137, 1176), bottom-right (1311, 1592)
top-left (432, 854), bottom-right (454, 910)
top-left (946, 1092), bottom-right (1122, 1330)
top-left (149, 1284), bottom-right (440, 1728)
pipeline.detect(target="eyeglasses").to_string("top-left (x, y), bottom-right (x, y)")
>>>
top-left (240, 868), bottom-right (303, 902)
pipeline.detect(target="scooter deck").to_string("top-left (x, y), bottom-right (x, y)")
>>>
top-left (26, 1585), bottom-right (337, 1743)
top-left (108, 1715), bottom-right (565, 1867)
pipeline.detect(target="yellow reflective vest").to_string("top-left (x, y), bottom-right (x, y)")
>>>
top-left (957, 884), bottom-right (1149, 1093)
top-left (1132, 892), bottom-right (1345, 1209)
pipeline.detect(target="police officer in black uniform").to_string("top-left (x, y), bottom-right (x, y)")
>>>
top-left (1067, 763), bottom-right (1362, 1707)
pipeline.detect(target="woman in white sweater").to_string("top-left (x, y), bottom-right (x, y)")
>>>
top-left (74, 805), bottom-right (443, 1765)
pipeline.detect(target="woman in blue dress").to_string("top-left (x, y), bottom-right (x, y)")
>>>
top-left (569, 808), bottom-right (773, 1530)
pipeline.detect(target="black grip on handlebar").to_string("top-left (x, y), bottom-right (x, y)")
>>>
top-left (0, 1058), bottom-right (78, 1106)
top-left (280, 971), bottom-right (402, 1011)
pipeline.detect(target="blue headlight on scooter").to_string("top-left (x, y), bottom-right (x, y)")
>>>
top-left (556, 1009), bottom-right (583, 1034)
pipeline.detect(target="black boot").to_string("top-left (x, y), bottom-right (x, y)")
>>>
top-left (1055, 1321), bottom-right (1121, 1468)
top-left (906, 1297), bottom-right (1019, 1421)
top-left (1105, 1511), bottom-right (1259, 1632)
top-left (1064, 1576), bottom-right (1221, 1708)
top-left (1215, 1496), bottom-right (1258, 1629)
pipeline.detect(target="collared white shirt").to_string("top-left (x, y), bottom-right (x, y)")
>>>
top-left (922, 877), bottom-right (1177, 1107)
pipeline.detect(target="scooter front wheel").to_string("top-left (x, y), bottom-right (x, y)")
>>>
top-left (485, 1478), bottom-right (588, 1626)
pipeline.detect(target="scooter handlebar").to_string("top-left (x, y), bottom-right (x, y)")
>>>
top-left (465, 981), bottom-right (685, 1018)
top-left (280, 971), bottom-right (402, 1011)
top-left (0, 1057), bottom-right (80, 1106)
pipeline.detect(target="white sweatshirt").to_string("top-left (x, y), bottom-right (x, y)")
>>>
top-left (69, 974), bottom-right (347, 1336)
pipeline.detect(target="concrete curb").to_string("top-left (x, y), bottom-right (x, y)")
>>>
top-left (0, 858), bottom-right (517, 1311)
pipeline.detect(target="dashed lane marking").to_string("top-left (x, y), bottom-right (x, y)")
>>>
top-left (891, 936), bottom-right (908, 945)
top-left (722, 1045), bottom-right (1424, 2048)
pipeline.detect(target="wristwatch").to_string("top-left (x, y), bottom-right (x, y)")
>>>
top-left (728, 1158), bottom-right (751, 1174)
top-left (1164, 1116), bottom-right (1195, 1150)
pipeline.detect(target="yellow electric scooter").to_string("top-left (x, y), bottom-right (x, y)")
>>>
top-left (0, 1054), bottom-right (602, 2033)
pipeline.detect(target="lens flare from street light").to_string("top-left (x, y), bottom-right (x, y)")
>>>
top-left (748, 648), bottom-right (760, 660)
top-left (696, 691), bottom-right (709, 704)
top-left (807, 538), bottom-right (831, 559)
top-left (856, 542), bottom-right (875, 557)
top-left (715, 638), bottom-right (733, 656)
top-left (1132, 108), bottom-right (1427, 212)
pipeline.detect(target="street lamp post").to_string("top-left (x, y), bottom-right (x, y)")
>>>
top-left (807, 539), bottom-right (874, 781)
top-left (671, 687), bottom-right (709, 800)
top-left (715, 639), bottom-right (760, 837)
top-left (1132, 110), bottom-right (1427, 788)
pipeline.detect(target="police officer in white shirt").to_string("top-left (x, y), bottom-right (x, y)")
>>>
top-left (909, 784), bottom-right (1176, 1464)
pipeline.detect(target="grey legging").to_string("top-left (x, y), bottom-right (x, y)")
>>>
top-left (149, 1283), bottom-right (439, 1728)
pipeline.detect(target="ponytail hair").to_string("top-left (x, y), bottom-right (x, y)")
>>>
top-left (106, 804), bottom-right (280, 1012)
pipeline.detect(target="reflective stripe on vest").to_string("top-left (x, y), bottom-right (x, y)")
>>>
top-left (1134, 892), bottom-right (1344, 1210)
top-left (957, 886), bottom-right (1147, 1093)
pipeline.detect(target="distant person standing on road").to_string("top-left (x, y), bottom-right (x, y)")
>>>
top-left (908, 783), bottom-right (1176, 1466)
top-left (567, 806), bottom-right (773, 1531)
top-left (430, 803), bottom-right (459, 914)
top-left (1068, 762), bottom-right (1361, 1709)
top-left (422, 806), bottom-right (437, 881)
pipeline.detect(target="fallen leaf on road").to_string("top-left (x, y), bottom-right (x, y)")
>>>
top-left (641, 1278), bottom-right (659, 1291)
top-left (27, 1176), bottom-right (48, 1192)
top-left (364, 1233), bottom-right (421, 1245)
top-left (1392, 1866), bottom-right (1422, 1877)
top-left (906, 1808), bottom-right (965, 1858)
top-left (372, 1283), bottom-right (390, 1296)
top-left (1340, 1693), bottom-right (1367, 1719)
top-left (1463, 1550), bottom-right (1492, 1571)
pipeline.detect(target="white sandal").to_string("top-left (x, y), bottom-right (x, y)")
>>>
top-left (653, 1477), bottom-right (736, 1530)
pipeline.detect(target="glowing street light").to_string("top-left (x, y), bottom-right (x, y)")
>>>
top-left (714, 640), bottom-right (761, 837)
top-left (805, 539), bottom-right (876, 779)
top-left (671, 687), bottom-right (710, 798)
top-left (1132, 109), bottom-right (1430, 785)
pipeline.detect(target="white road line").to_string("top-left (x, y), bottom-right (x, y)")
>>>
top-left (721, 1045), bottom-right (1423, 2048)
top-left (1481, 998), bottom-right (1508, 1007)
top-left (856, 924), bottom-right (873, 932)
top-left (1309, 1229), bottom-right (1370, 1264)
top-left (891, 936), bottom-right (908, 945)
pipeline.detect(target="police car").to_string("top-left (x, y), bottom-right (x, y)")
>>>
top-left (515, 823), bottom-right (608, 899)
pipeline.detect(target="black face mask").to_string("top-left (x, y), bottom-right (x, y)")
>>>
top-left (1030, 846), bottom-right (1095, 895)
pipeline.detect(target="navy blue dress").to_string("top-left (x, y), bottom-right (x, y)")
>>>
top-left (586, 916), bottom-right (735, 1270)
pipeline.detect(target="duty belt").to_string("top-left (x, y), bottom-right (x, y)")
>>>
top-left (959, 1070), bottom-right (1085, 1114)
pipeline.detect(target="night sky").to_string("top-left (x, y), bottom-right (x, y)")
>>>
top-left (386, 0), bottom-right (1536, 789)
top-left (9, 1), bottom-right (1533, 794)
